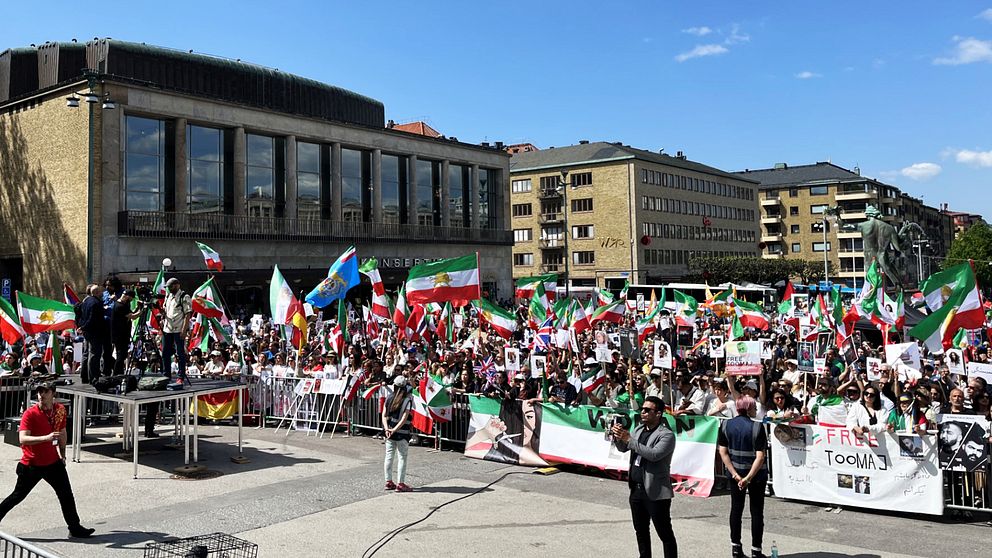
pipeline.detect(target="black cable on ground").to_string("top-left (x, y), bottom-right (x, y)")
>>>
top-left (362, 471), bottom-right (532, 558)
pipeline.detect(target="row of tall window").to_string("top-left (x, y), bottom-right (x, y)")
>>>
top-left (641, 222), bottom-right (757, 243)
top-left (641, 195), bottom-right (755, 222)
top-left (124, 115), bottom-right (502, 228)
top-left (644, 249), bottom-right (756, 267)
top-left (641, 168), bottom-right (754, 201)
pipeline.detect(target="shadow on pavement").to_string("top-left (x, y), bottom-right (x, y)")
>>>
top-left (23, 529), bottom-right (173, 551)
top-left (783, 553), bottom-right (882, 558)
top-left (74, 436), bottom-right (323, 476)
top-left (408, 486), bottom-right (495, 495)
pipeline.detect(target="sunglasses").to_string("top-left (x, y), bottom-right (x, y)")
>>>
top-left (640, 408), bottom-right (660, 414)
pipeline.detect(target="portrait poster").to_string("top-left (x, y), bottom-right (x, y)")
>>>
top-left (708, 336), bottom-right (725, 358)
top-left (677, 326), bottom-right (694, 348)
top-left (798, 341), bottom-right (815, 372)
top-left (530, 354), bottom-right (547, 379)
top-left (865, 357), bottom-right (883, 382)
top-left (793, 294), bottom-right (810, 317)
top-left (944, 349), bottom-right (964, 376)
top-left (504, 347), bottom-right (520, 372)
top-left (725, 341), bottom-right (762, 375)
top-left (885, 342), bottom-right (921, 371)
top-left (760, 338), bottom-right (773, 361)
top-left (653, 340), bottom-right (673, 370)
top-left (938, 414), bottom-right (991, 472)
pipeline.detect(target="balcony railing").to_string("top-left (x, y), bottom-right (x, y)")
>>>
top-left (538, 188), bottom-right (563, 199)
top-left (539, 238), bottom-right (564, 249)
top-left (118, 211), bottom-right (514, 245)
top-left (541, 263), bottom-right (563, 273)
top-left (539, 212), bottom-right (564, 224)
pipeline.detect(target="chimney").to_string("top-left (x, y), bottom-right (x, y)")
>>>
top-left (854, 165), bottom-right (861, 176)
top-left (579, 140), bottom-right (589, 145)
top-left (676, 151), bottom-right (686, 160)
top-left (386, 119), bottom-right (395, 129)
top-left (495, 141), bottom-right (504, 150)
top-left (481, 141), bottom-right (490, 148)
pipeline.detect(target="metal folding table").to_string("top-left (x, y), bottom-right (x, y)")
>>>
top-left (57, 378), bottom-right (246, 478)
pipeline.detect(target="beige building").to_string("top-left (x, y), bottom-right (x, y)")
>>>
top-left (0, 40), bottom-right (512, 308)
top-left (509, 142), bottom-right (761, 290)
top-left (736, 162), bottom-right (954, 286)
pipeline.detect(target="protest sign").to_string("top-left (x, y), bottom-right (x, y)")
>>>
top-left (676, 326), bottom-right (693, 347)
top-left (504, 347), bottom-right (520, 372)
top-left (725, 341), bottom-right (761, 375)
top-left (595, 346), bottom-right (612, 363)
top-left (636, 293), bottom-right (645, 312)
top-left (653, 340), bottom-right (673, 370)
top-left (793, 294), bottom-right (810, 317)
top-left (770, 424), bottom-right (943, 515)
top-left (966, 361), bottom-right (992, 385)
top-left (885, 342), bottom-right (921, 371)
top-left (709, 336), bottom-right (725, 358)
top-left (865, 357), bottom-right (883, 382)
top-left (465, 397), bottom-right (719, 498)
top-left (937, 414), bottom-right (991, 472)
top-left (944, 349), bottom-right (964, 376)
top-left (530, 354), bottom-right (547, 379)
top-left (813, 358), bottom-right (827, 376)
top-left (760, 338), bottom-right (773, 360)
top-left (798, 341), bottom-right (815, 372)
top-left (619, 328), bottom-right (639, 359)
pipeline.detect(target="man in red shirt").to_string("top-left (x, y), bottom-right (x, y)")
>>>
top-left (0, 381), bottom-right (94, 538)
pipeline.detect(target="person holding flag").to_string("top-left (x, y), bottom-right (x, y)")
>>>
top-left (306, 246), bottom-right (360, 309)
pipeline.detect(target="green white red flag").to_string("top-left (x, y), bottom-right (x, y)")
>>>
top-left (590, 300), bottom-right (625, 325)
top-left (0, 296), bottom-right (25, 344)
top-left (196, 241), bottom-right (223, 272)
top-left (910, 263), bottom-right (984, 352)
top-left (16, 292), bottom-right (75, 335)
top-left (405, 254), bottom-right (480, 306)
top-left (570, 299), bottom-right (591, 333)
top-left (528, 281), bottom-right (552, 328)
top-left (673, 290), bottom-right (699, 317)
top-left (360, 258), bottom-right (392, 320)
top-left (475, 298), bottom-right (517, 339)
top-left (732, 297), bottom-right (770, 330)
top-left (192, 277), bottom-right (225, 319)
top-left (515, 273), bottom-right (557, 301)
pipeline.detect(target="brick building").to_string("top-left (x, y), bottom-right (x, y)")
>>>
top-left (736, 162), bottom-right (954, 287)
top-left (509, 141), bottom-right (761, 291)
top-left (0, 40), bottom-right (512, 310)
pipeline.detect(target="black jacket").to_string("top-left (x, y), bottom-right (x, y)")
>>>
top-left (78, 296), bottom-right (107, 338)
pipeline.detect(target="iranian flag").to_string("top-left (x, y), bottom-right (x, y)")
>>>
top-left (196, 241), bottom-right (224, 272)
top-left (422, 374), bottom-right (453, 422)
top-left (528, 281), bottom-right (552, 328)
top-left (596, 288), bottom-right (615, 306)
top-left (636, 302), bottom-right (663, 344)
top-left (732, 297), bottom-right (770, 330)
top-left (360, 258), bottom-right (392, 320)
top-left (590, 300), bottom-right (625, 325)
top-left (580, 364), bottom-right (606, 393)
top-left (843, 260), bottom-right (883, 330)
top-left (729, 313), bottom-right (744, 341)
top-left (435, 302), bottom-right (454, 343)
top-left (192, 277), bottom-right (225, 319)
top-left (0, 296), bottom-right (25, 344)
top-left (673, 290), bottom-right (699, 317)
top-left (831, 286), bottom-right (849, 347)
top-left (406, 254), bottom-right (480, 306)
top-left (570, 299), bottom-right (591, 334)
top-left (515, 273), bottom-right (557, 301)
top-left (475, 298), bottom-right (517, 339)
top-left (910, 263), bottom-right (984, 352)
top-left (392, 285), bottom-right (409, 330)
top-left (16, 292), bottom-right (75, 334)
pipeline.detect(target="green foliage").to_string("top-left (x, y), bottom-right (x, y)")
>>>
top-left (684, 256), bottom-right (835, 285)
top-left (943, 223), bottom-right (992, 289)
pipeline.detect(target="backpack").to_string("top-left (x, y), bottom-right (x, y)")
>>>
top-left (137, 375), bottom-right (169, 391)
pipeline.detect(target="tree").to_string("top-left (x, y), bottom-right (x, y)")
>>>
top-left (684, 256), bottom-right (834, 285)
top-left (943, 222), bottom-right (992, 290)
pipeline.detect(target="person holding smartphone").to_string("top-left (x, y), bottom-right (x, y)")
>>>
top-left (381, 375), bottom-right (414, 492)
top-left (0, 380), bottom-right (94, 538)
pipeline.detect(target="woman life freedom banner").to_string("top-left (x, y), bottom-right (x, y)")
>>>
top-left (770, 424), bottom-right (943, 515)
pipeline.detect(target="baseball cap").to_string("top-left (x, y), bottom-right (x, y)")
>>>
top-left (743, 379), bottom-right (759, 391)
top-left (393, 375), bottom-right (408, 387)
top-left (513, 373), bottom-right (526, 381)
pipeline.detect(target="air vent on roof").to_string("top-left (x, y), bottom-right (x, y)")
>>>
top-left (495, 141), bottom-right (504, 150)
top-left (774, 163), bottom-right (788, 169)
top-left (579, 140), bottom-right (589, 145)
top-left (676, 151), bottom-right (686, 160)
top-left (613, 141), bottom-right (623, 146)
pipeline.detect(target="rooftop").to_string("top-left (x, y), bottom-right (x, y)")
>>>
top-left (733, 162), bottom-right (869, 189)
top-left (510, 141), bottom-right (757, 183)
top-left (388, 120), bottom-right (442, 138)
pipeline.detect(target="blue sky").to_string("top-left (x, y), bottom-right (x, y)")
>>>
top-left (4, 1), bottom-right (990, 218)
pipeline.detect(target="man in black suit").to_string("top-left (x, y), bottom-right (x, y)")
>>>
top-left (77, 285), bottom-right (108, 384)
top-left (612, 395), bottom-right (678, 558)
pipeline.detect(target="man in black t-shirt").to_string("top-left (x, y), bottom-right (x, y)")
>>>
top-left (110, 290), bottom-right (141, 376)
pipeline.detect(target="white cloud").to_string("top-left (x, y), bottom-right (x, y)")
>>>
top-left (899, 162), bottom-right (942, 180)
top-left (979, 8), bottom-right (992, 22)
top-left (795, 71), bottom-right (822, 79)
top-left (683, 26), bottom-right (712, 36)
top-left (933, 36), bottom-right (992, 65)
top-left (675, 44), bottom-right (729, 62)
top-left (726, 23), bottom-right (750, 45)
top-left (955, 149), bottom-right (992, 167)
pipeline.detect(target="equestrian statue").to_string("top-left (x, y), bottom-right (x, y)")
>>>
top-left (826, 204), bottom-right (925, 288)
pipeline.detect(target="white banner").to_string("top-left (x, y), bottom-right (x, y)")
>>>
top-left (966, 361), bottom-right (992, 385)
top-left (770, 424), bottom-right (943, 515)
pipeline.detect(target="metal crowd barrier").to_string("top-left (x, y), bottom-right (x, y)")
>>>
top-left (943, 451), bottom-right (992, 512)
top-left (0, 377), bottom-right (31, 423)
top-left (0, 530), bottom-right (61, 558)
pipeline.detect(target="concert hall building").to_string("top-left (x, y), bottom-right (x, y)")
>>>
top-left (0, 40), bottom-right (512, 312)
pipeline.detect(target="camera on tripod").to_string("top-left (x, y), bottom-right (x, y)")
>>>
top-left (134, 286), bottom-right (160, 309)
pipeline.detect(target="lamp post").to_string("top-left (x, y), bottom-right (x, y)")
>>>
top-left (66, 69), bottom-right (115, 282)
top-left (820, 213), bottom-right (838, 287)
top-left (557, 169), bottom-right (570, 297)
top-left (913, 239), bottom-right (930, 284)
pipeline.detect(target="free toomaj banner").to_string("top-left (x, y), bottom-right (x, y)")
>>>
top-left (464, 396), bottom-right (718, 497)
top-left (770, 424), bottom-right (943, 515)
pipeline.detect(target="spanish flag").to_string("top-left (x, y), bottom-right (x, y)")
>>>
top-left (191, 391), bottom-right (239, 420)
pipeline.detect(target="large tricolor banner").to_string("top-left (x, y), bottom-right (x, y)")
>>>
top-left (770, 424), bottom-right (943, 515)
top-left (464, 396), bottom-right (718, 497)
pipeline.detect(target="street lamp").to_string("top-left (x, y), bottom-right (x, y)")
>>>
top-left (557, 169), bottom-right (570, 297)
top-left (913, 239), bottom-right (930, 284)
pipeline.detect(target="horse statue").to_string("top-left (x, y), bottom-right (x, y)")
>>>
top-left (829, 205), bottom-right (925, 288)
